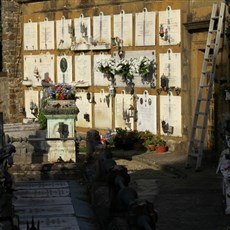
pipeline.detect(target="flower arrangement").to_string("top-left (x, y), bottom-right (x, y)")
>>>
top-left (49, 83), bottom-right (76, 100)
top-left (115, 58), bottom-right (138, 83)
top-left (137, 56), bottom-right (151, 77)
top-left (96, 57), bottom-right (117, 76)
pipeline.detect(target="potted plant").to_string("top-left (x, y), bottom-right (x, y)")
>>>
top-left (138, 130), bottom-right (156, 151)
top-left (155, 137), bottom-right (167, 153)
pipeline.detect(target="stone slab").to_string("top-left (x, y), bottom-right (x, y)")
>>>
top-left (14, 188), bottom-right (70, 198)
top-left (15, 181), bottom-right (69, 190)
top-left (15, 204), bottom-right (75, 217)
top-left (14, 197), bottom-right (72, 207)
top-left (19, 216), bottom-right (79, 230)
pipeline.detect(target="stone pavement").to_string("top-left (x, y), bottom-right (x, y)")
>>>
top-left (116, 150), bottom-right (230, 230)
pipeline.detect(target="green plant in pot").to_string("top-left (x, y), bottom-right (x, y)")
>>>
top-left (138, 130), bottom-right (156, 150)
top-left (155, 137), bottom-right (167, 153)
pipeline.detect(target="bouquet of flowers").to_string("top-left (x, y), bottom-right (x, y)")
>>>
top-left (137, 56), bottom-right (151, 77)
top-left (96, 57), bottom-right (117, 76)
top-left (115, 58), bottom-right (138, 83)
top-left (49, 83), bottom-right (76, 100)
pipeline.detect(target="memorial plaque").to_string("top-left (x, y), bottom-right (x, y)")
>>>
top-left (14, 197), bottom-right (72, 207)
top-left (15, 204), bottom-right (74, 216)
top-left (159, 49), bottom-right (181, 88)
top-left (160, 95), bottom-right (182, 137)
top-left (39, 18), bottom-right (55, 50)
top-left (159, 6), bottom-right (181, 46)
top-left (24, 20), bottom-right (38, 50)
top-left (93, 12), bottom-right (111, 45)
top-left (56, 16), bottom-right (72, 49)
top-left (14, 188), bottom-right (70, 198)
top-left (15, 181), bottom-right (69, 190)
top-left (114, 10), bottom-right (133, 46)
top-left (135, 9), bottom-right (156, 46)
top-left (136, 90), bottom-right (157, 134)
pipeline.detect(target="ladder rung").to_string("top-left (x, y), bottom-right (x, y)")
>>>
top-left (195, 112), bottom-right (207, 115)
top-left (211, 16), bottom-right (219, 20)
top-left (192, 139), bottom-right (204, 144)
top-left (198, 98), bottom-right (209, 102)
top-left (193, 125), bottom-right (205, 129)
top-left (188, 153), bottom-right (199, 158)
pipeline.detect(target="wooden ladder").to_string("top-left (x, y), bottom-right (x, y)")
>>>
top-left (186, 3), bottom-right (226, 170)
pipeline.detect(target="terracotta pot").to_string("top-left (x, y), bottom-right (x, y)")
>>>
top-left (155, 146), bottom-right (167, 153)
top-left (147, 144), bottom-right (155, 151)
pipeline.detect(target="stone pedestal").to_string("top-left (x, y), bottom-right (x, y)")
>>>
top-left (44, 100), bottom-right (79, 163)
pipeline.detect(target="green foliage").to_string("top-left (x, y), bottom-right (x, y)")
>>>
top-left (37, 110), bottom-right (47, 129)
top-left (137, 130), bottom-right (166, 147)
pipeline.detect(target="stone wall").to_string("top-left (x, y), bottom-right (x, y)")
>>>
top-left (1, 0), bottom-right (24, 123)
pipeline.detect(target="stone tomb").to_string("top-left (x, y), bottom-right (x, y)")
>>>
top-left (13, 181), bottom-right (80, 230)
top-left (43, 100), bottom-right (79, 163)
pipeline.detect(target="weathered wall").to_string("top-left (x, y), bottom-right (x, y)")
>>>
top-left (1, 0), bottom-right (24, 123)
top-left (1, 0), bottom-right (229, 155)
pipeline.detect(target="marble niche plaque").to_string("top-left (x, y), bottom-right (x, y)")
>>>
top-left (94, 89), bottom-right (112, 129)
top-left (75, 91), bottom-right (92, 128)
top-left (115, 91), bottom-right (134, 130)
top-left (39, 18), bottom-right (55, 50)
top-left (75, 53), bottom-right (91, 86)
top-left (23, 54), bottom-right (55, 86)
top-left (159, 6), bottom-right (181, 46)
top-left (24, 19), bottom-right (38, 50)
top-left (72, 14), bottom-right (91, 50)
top-left (159, 49), bottom-right (181, 88)
top-left (113, 10), bottom-right (133, 46)
top-left (24, 89), bottom-right (39, 119)
top-left (136, 90), bottom-right (157, 134)
top-left (135, 8), bottom-right (156, 46)
top-left (56, 16), bottom-right (72, 49)
top-left (93, 12), bottom-right (111, 50)
top-left (160, 94), bottom-right (182, 137)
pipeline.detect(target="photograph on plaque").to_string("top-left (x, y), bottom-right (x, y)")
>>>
top-left (94, 54), bottom-right (112, 86)
top-left (159, 6), bottom-right (181, 46)
top-left (94, 89), bottom-right (112, 129)
top-left (72, 14), bottom-right (91, 50)
top-left (115, 91), bottom-right (134, 130)
top-left (75, 53), bottom-right (91, 86)
top-left (93, 12), bottom-right (111, 49)
top-left (24, 54), bottom-right (55, 87)
top-left (113, 10), bottom-right (133, 47)
top-left (56, 16), bottom-right (72, 50)
top-left (39, 18), bottom-right (55, 50)
top-left (160, 95), bottom-right (182, 137)
top-left (136, 90), bottom-right (157, 134)
top-left (24, 20), bottom-right (38, 51)
top-left (135, 9), bottom-right (156, 46)
top-left (159, 49), bottom-right (181, 88)
top-left (57, 55), bottom-right (72, 84)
